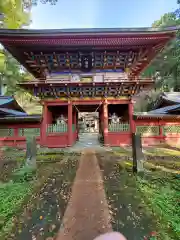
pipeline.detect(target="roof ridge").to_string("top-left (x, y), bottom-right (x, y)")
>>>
top-left (0, 26), bottom-right (179, 37)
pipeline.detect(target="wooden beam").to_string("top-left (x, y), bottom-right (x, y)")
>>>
top-left (129, 48), bottom-right (150, 77)
top-left (132, 39), bottom-right (169, 76)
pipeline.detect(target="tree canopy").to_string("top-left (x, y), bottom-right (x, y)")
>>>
top-left (135, 9), bottom-right (180, 112)
top-left (0, 0), bottom-right (30, 29)
top-left (0, 0), bottom-right (41, 113)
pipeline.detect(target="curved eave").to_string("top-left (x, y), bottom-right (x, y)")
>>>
top-left (0, 96), bottom-right (26, 113)
top-left (0, 108), bottom-right (28, 116)
top-left (0, 27), bottom-right (177, 79)
top-left (153, 92), bottom-right (180, 109)
top-left (0, 97), bottom-right (14, 106)
top-left (0, 115), bottom-right (42, 123)
top-left (0, 26), bottom-right (179, 37)
top-left (18, 80), bottom-right (154, 88)
top-left (148, 104), bottom-right (180, 114)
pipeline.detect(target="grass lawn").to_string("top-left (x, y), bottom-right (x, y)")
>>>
top-left (97, 152), bottom-right (157, 240)
top-left (110, 147), bottom-right (132, 157)
top-left (99, 151), bottom-right (180, 240)
top-left (138, 173), bottom-right (180, 240)
top-left (0, 152), bottom-right (79, 240)
top-left (143, 147), bottom-right (180, 157)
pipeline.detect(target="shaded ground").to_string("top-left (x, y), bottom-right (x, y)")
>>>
top-left (97, 152), bottom-right (157, 240)
top-left (0, 146), bottom-right (179, 240)
top-left (57, 150), bottom-right (112, 240)
top-left (0, 160), bottom-right (20, 182)
top-left (11, 156), bottom-right (79, 240)
top-left (0, 152), bottom-right (79, 240)
top-left (0, 149), bottom-right (25, 182)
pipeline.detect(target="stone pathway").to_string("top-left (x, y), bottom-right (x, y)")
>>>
top-left (71, 133), bottom-right (101, 150)
top-left (56, 150), bottom-right (112, 240)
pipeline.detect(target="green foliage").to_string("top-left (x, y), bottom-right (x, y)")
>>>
top-left (143, 12), bottom-right (180, 92)
top-left (0, 0), bottom-right (41, 111)
top-left (36, 153), bottom-right (64, 162)
top-left (138, 177), bottom-right (180, 239)
top-left (0, 0), bottom-right (30, 29)
top-left (138, 10), bottom-right (180, 112)
top-left (12, 165), bottom-right (36, 182)
top-left (23, 0), bottom-right (58, 8)
top-left (0, 182), bottom-right (32, 228)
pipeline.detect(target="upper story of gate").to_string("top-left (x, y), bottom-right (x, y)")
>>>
top-left (0, 27), bottom-right (177, 98)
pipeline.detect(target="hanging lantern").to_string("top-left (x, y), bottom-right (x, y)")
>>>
top-left (81, 54), bottom-right (92, 72)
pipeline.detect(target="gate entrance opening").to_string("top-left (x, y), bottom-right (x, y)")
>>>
top-left (73, 104), bottom-right (102, 147)
top-left (78, 112), bottom-right (99, 133)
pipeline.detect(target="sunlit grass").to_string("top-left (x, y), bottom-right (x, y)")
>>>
top-left (111, 147), bottom-right (132, 156)
top-left (144, 148), bottom-right (180, 157)
top-left (138, 176), bottom-right (180, 240)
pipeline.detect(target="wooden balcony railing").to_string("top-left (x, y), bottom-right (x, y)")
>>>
top-left (24, 76), bottom-right (153, 84)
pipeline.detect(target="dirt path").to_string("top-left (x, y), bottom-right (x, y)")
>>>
top-left (56, 150), bottom-right (112, 240)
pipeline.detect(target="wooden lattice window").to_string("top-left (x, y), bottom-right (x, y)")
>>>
top-left (0, 128), bottom-right (14, 137)
top-left (163, 125), bottom-right (180, 135)
top-left (136, 126), bottom-right (159, 136)
top-left (19, 128), bottom-right (40, 137)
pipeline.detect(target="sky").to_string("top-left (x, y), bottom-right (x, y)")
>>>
top-left (30, 0), bottom-right (179, 29)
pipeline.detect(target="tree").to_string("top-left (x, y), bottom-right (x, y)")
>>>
top-left (22, 0), bottom-right (58, 8)
top-left (135, 10), bottom-right (180, 112)
top-left (0, 1), bottom-right (35, 108)
top-left (0, 0), bottom-right (30, 29)
top-left (144, 12), bottom-right (180, 92)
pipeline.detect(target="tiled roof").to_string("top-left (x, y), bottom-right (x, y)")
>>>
top-left (0, 108), bottom-right (28, 116)
top-left (0, 26), bottom-right (179, 35)
top-left (134, 113), bottom-right (180, 120)
top-left (0, 96), bottom-right (26, 113)
top-left (0, 115), bottom-right (42, 123)
top-left (162, 92), bottom-right (180, 103)
top-left (148, 104), bottom-right (180, 114)
top-left (0, 96), bottom-right (13, 106)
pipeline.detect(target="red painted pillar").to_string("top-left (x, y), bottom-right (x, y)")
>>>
top-left (73, 109), bottom-right (77, 141)
top-left (73, 110), bottom-right (77, 126)
top-left (128, 100), bottom-right (135, 134)
top-left (103, 100), bottom-right (108, 146)
top-left (47, 109), bottom-right (52, 124)
top-left (40, 102), bottom-right (48, 146)
top-left (68, 101), bottom-right (73, 146)
top-left (100, 108), bottom-right (104, 135)
top-left (76, 111), bottom-right (79, 140)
